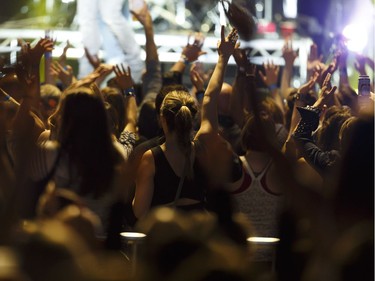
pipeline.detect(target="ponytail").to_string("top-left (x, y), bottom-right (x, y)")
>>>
top-left (175, 105), bottom-right (194, 178)
top-left (161, 91), bottom-right (198, 179)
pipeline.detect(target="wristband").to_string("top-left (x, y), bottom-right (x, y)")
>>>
top-left (196, 90), bottom-right (205, 102)
top-left (292, 92), bottom-right (300, 101)
top-left (179, 55), bottom-right (190, 65)
top-left (269, 84), bottom-right (278, 91)
top-left (45, 52), bottom-right (52, 59)
top-left (122, 87), bottom-right (135, 97)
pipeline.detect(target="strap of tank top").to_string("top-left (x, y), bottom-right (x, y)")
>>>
top-left (240, 155), bottom-right (272, 180)
top-left (257, 159), bottom-right (272, 180)
top-left (239, 155), bottom-right (254, 178)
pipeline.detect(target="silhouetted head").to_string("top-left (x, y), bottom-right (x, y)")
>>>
top-left (241, 114), bottom-right (277, 152)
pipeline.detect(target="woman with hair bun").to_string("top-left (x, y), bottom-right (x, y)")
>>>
top-left (133, 27), bottom-right (244, 219)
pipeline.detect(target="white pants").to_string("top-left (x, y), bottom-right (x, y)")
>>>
top-left (77, 0), bottom-right (143, 83)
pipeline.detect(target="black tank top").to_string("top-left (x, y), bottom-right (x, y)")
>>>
top-left (150, 146), bottom-right (206, 207)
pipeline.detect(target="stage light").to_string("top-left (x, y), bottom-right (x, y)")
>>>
top-left (247, 237), bottom-right (280, 243)
top-left (342, 23), bottom-right (369, 53)
top-left (120, 232), bottom-right (146, 239)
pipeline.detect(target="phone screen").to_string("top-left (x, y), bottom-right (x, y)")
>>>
top-left (358, 76), bottom-right (370, 97)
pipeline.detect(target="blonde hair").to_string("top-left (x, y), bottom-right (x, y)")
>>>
top-left (161, 91), bottom-right (198, 178)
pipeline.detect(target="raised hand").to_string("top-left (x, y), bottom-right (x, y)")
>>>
top-left (258, 60), bottom-right (280, 87)
top-left (181, 32), bottom-right (207, 63)
top-left (190, 63), bottom-right (205, 92)
top-left (58, 40), bottom-right (72, 66)
top-left (217, 26), bottom-right (239, 60)
top-left (307, 43), bottom-right (323, 77)
top-left (282, 39), bottom-right (299, 66)
top-left (298, 71), bottom-right (319, 95)
top-left (314, 73), bottom-right (337, 109)
top-left (113, 64), bottom-right (134, 90)
top-left (233, 48), bottom-right (255, 76)
top-left (84, 47), bottom-right (101, 69)
top-left (92, 64), bottom-right (113, 86)
top-left (50, 61), bottom-right (75, 87)
top-left (130, 3), bottom-right (152, 27)
top-left (19, 38), bottom-right (54, 68)
top-left (315, 53), bottom-right (339, 88)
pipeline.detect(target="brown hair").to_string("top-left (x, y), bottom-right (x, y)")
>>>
top-left (241, 114), bottom-right (277, 152)
top-left (57, 86), bottom-right (120, 198)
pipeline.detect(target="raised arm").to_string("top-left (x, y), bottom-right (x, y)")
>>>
top-left (166, 32), bottom-right (206, 85)
top-left (292, 74), bottom-right (339, 174)
top-left (280, 39), bottom-right (298, 100)
top-left (259, 60), bottom-right (284, 114)
top-left (43, 31), bottom-right (55, 85)
top-left (195, 26), bottom-right (238, 137)
top-left (283, 72), bottom-right (319, 160)
top-left (230, 48), bottom-right (256, 127)
top-left (50, 61), bottom-right (76, 89)
top-left (189, 63), bottom-right (206, 104)
top-left (131, 3), bottom-right (162, 101)
top-left (57, 40), bottom-right (72, 67)
top-left (13, 38), bottom-right (54, 140)
top-left (113, 65), bottom-right (138, 134)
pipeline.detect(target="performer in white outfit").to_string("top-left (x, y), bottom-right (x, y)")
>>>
top-left (77, 0), bottom-right (144, 83)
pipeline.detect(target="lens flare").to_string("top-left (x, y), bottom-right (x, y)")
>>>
top-left (342, 24), bottom-right (369, 53)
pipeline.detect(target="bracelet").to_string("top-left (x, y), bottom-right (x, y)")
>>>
top-left (292, 92), bottom-right (301, 101)
top-left (122, 87), bottom-right (135, 97)
top-left (269, 84), bottom-right (278, 91)
top-left (179, 55), bottom-right (190, 65)
top-left (196, 90), bottom-right (205, 102)
top-left (45, 52), bottom-right (52, 59)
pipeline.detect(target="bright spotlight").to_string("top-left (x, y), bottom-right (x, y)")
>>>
top-left (247, 237), bottom-right (280, 243)
top-left (342, 23), bottom-right (368, 53)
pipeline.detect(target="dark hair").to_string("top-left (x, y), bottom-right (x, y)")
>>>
top-left (337, 85), bottom-right (358, 114)
top-left (58, 86), bottom-right (120, 198)
top-left (339, 116), bottom-right (358, 154)
top-left (101, 87), bottom-right (125, 138)
top-left (316, 106), bottom-right (352, 151)
top-left (138, 99), bottom-right (160, 140)
top-left (241, 114), bottom-right (277, 152)
top-left (260, 97), bottom-right (285, 125)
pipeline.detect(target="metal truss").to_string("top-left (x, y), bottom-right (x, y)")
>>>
top-left (0, 28), bottom-right (312, 80)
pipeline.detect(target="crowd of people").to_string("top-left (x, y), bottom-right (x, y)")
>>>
top-left (0, 1), bottom-right (373, 281)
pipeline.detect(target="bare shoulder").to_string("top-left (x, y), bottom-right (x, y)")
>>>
top-left (138, 149), bottom-right (155, 173)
